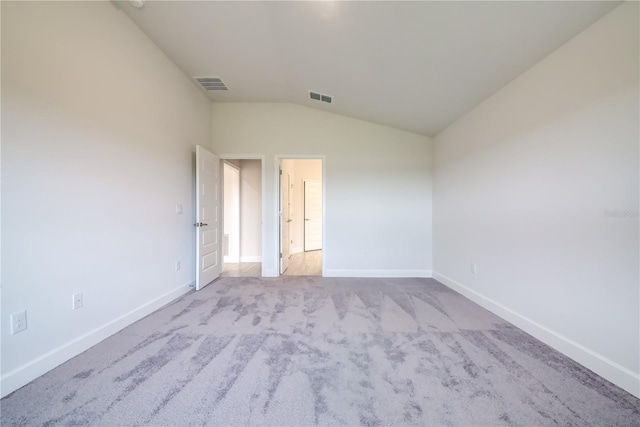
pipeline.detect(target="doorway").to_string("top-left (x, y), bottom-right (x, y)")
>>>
top-left (221, 158), bottom-right (263, 277)
top-left (279, 158), bottom-right (323, 276)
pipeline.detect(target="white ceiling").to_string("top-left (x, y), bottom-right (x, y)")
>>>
top-left (118, 1), bottom-right (619, 136)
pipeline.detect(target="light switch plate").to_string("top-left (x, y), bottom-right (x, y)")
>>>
top-left (176, 204), bottom-right (183, 215)
top-left (73, 293), bottom-right (83, 310)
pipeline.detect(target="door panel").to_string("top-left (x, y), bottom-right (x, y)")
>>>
top-left (304, 180), bottom-right (322, 251)
top-left (196, 145), bottom-right (222, 290)
top-left (203, 229), bottom-right (217, 245)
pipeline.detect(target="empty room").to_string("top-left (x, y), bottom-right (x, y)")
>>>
top-left (1, 1), bottom-right (638, 425)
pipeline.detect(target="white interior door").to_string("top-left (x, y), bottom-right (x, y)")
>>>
top-left (304, 180), bottom-right (322, 251)
top-left (281, 172), bottom-right (291, 273)
top-left (195, 145), bottom-right (222, 290)
top-left (279, 170), bottom-right (289, 273)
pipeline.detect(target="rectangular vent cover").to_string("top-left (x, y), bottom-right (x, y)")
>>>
top-left (309, 91), bottom-right (332, 104)
top-left (195, 77), bottom-right (228, 91)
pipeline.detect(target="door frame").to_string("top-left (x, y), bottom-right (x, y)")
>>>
top-left (274, 155), bottom-right (326, 277)
top-left (219, 154), bottom-right (266, 277)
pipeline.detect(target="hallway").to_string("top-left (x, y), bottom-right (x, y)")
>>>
top-left (283, 250), bottom-right (322, 276)
top-left (221, 262), bottom-right (261, 277)
top-left (221, 250), bottom-right (322, 277)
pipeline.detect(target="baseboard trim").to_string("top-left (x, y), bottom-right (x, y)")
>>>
top-left (0, 281), bottom-right (193, 398)
top-left (324, 269), bottom-right (432, 278)
top-left (432, 272), bottom-right (640, 398)
top-left (240, 256), bottom-right (262, 263)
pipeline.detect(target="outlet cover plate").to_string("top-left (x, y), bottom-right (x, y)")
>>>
top-left (10, 311), bottom-right (27, 334)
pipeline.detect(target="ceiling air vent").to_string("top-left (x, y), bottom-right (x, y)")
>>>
top-left (309, 91), bottom-right (332, 104)
top-left (195, 77), bottom-right (228, 91)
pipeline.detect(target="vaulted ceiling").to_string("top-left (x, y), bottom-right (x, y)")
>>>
top-left (118, 1), bottom-right (619, 136)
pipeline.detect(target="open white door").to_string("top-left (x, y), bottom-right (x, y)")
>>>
top-left (280, 171), bottom-right (292, 273)
top-left (304, 180), bottom-right (322, 251)
top-left (195, 145), bottom-right (222, 290)
top-left (278, 167), bottom-right (291, 274)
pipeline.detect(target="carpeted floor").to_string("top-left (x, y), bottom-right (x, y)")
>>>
top-left (1, 277), bottom-right (638, 426)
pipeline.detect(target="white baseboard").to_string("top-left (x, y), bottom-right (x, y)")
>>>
top-left (0, 282), bottom-right (193, 398)
top-left (240, 256), bottom-right (262, 263)
top-left (223, 256), bottom-right (239, 263)
top-left (433, 272), bottom-right (640, 399)
top-left (324, 269), bottom-right (432, 278)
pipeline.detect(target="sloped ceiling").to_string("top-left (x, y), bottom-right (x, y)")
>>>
top-left (119, 1), bottom-right (620, 136)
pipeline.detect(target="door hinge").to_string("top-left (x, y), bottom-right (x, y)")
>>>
top-left (280, 252), bottom-right (282, 258)
top-left (279, 169), bottom-right (282, 175)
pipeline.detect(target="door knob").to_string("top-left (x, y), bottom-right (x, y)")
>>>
top-left (287, 219), bottom-right (293, 223)
top-left (194, 222), bottom-right (209, 227)
top-left (305, 218), bottom-right (310, 221)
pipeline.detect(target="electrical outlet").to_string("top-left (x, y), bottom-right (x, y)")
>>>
top-left (176, 204), bottom-right (183, 215)
top-left (471, 263), bottom-right (477, 274)
top-left (73, 293), bottom-right (83, 310)
top-left (175, 261), bottom-right (181, 271)
top-left (10, 311), bottom-right (27, 334)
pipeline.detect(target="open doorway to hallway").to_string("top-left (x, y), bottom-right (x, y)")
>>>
top-left (279, 158), bottom-right (323, 276)
top-left (221, 159), bottom-right (263, 277)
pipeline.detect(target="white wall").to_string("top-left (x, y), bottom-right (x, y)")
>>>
top-left (1, 2), bottom-right (212, 396)
top-left (211, 103), bottom-right (433, 277)
top-left (223, 163), bottom-right (240, 262)
top-left (433, 2), bottom-right (639, 397)
top-left (239, 160), bottom-right (262, 262)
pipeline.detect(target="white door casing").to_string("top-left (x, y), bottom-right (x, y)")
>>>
top-left (195, 145), bottom-right (222, 290)
top-left (304, 180), bottom-right (322, 251)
